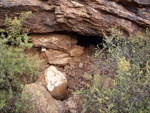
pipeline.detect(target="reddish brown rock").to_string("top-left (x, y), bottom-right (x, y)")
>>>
top-left (45, 49), bottom-right (71, 65)
top-left (67, 78), bottom-right (77, 89)
top-left (69, 45), bottom-right (84, 57)
top-left (31, 34), bottom-right (72, 52)
top-left (0, 0), bottom-right (150, 36)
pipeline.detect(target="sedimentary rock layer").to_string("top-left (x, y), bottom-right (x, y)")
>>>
top-left (0, 0), bottom-right (150, 36)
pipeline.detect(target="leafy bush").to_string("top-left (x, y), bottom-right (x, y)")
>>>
top-left (75, 28), bottom-right (150, 113)
top-left (0, 12), bottom-right (41, 113)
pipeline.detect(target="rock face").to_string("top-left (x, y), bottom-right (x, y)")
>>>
top-left (31, 34), bottom-right (72, 52)
top-left (44, 66), bottom-right (67, 100)
top-left (22, 83), bottom-right (65, 113)
top-left (0, 0), bottom-right (150, 36)
top-left (31, 33), bottom-right (84, 66)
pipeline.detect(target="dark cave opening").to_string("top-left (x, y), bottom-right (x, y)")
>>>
top-left (75, 34), bottom-right (103, 48)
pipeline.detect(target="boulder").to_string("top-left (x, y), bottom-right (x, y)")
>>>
top-left (22, 83), bottom-right (65, 113)
top-left (69, 45), bottom-right (84, 57)
top-left (31, 34), bottom-right (72, 52)
top-left (45, 49), bottom-right (70, 65)
top-left (64, 96), bottom-right (83, 113)
top-left (44, 66), bottom-right (67, 100)
top-left (0, 0), bottom-right (150, 36)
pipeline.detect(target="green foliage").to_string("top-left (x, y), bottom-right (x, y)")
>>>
top-left (0, 12), bottom-right (41, 113)
top-left (75, 28), bottom-right (150, 113)
top-left (1, 11), bottom-right (33, 48)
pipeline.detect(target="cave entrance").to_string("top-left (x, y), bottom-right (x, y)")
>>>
top-left (49, 31), bottom-right (103, 48)
top-left (76, 34), bottom-right (103, 48)
top-left (73, 33), bottom-right (103, 56)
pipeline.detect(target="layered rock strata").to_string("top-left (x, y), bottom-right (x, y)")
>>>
top-left (0, 0), bottom-right (150, 36)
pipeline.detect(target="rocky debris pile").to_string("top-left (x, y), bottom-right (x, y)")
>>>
top-left (0, 0), bottom-right (150, 36)
top-left (31, 33), bottom-right (84, 66)
top-left (23, 68), bottom-right (83, 113)
top-left (30, 33), bottom-right (96, 96)
top-left (21, 31), bottom-right (115, 112)
top-left (22, 33), bottom-right (95, 113)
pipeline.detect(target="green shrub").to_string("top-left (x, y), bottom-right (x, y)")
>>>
top-left (0, 12), bottom-right (41, 113)
top-left (75, 28), bottom-right (150, 113)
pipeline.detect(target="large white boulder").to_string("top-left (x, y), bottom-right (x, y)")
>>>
top-left (45, 66), bottom-right (67, 100)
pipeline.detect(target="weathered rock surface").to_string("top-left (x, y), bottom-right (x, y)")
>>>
top-left (0, 0), bottom-right (150, 36)
top-left (22, 83), bottom-right (65, 113)
top-left (44, 66), bottom-right (67, 100)
top-left (30, 33), bottom-right (84, 65)
top-left (64, 96), bottom-right (83, 113)
top-left (46, 49), bottom-right (71, 65)
top-left (31, 34), bottom-right (72, 52)
top-left (69, 45), bottom-right (84, 57)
